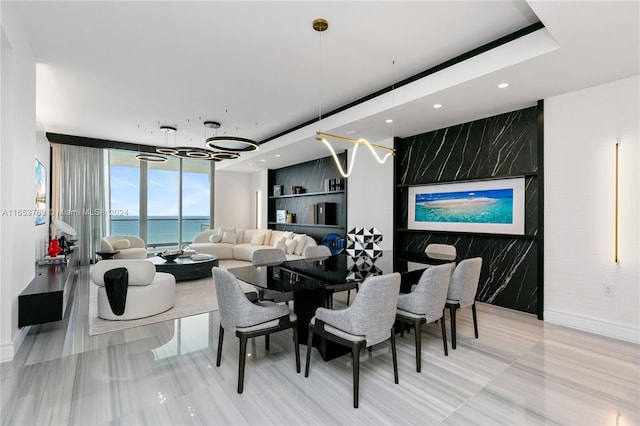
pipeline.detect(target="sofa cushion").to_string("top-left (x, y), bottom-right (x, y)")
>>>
top-left (274, 237), bottom-right (287, 252)
top-left (222, 232), bottom-right (237, 244)
top-left (284, 239), bottom-right (297, 255)
top-left (113, 239), bottom-right (131, 250)
top-left (190, 242), bottom-right (234, 259)
top-left (292, 234), bottom-right (308, 256)
top-left (235, 229), bottom-right (245, 244)
top-left (268, 230), bottom-right (292, 246)
top-left (250, 233), bottom-right (266, 245)
top-left (209, 234), bottom-right (222, 243)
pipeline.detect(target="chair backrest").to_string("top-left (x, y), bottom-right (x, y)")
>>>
top-left (101, 236), bottom-right (146, 251)
top-left (347, 272), bottom-right (401, 346)
top-left (212, 267), bottom-right (259, 332)
top-left (91, 259), bottom-right (155, 286)
top-left (304, 245), bottom-right (331, 259)
top-left (400, 263), bottom-right (453, 321)
top-left (252, 248), bottom-right (286, 266)
top-left (447, 257), bottom-right (482, 308)
top-left (425, 243), bottom-right (457, 261)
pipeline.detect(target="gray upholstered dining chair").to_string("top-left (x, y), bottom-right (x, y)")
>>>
top-left (252, 248), bottom-right (287, 265)
top-left (425, 243), bottom-right (457, 263)
top-left (303, 245), bottom-right (331, 258)
top-left (396, 263), bottom-right (453, 372)
top-left (305, 272), bottom-right (401, 408)
top-left (212, 267), bottom-right (300, 393)
top-left (252, 248), bottom-right (293, 306)
top-left (445, 257), bottom-right (482, 349)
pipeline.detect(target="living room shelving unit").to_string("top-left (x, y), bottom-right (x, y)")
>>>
top-left (268, 153), bottom-right (347, 242)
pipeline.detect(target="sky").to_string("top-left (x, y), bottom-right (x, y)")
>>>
top-left (110, 165), bottom-right (210, 217)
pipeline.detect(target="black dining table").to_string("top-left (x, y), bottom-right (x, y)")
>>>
top-left (227, 251), bottom-right (430, 360)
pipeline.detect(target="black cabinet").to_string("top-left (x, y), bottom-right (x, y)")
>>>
top-left (268, 153), bottom-right (347, 242)
top-left (19, 253), bottom-right (78, 328)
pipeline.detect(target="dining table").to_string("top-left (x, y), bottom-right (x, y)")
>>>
top-left (227, 251), bottom-right (431, 360)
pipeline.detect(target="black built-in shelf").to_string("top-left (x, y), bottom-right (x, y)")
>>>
top-left (268, 153), bottom-right (347, 242)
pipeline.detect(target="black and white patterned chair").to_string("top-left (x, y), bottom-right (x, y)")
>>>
top-left (305, 272), bottom-right (401, 408)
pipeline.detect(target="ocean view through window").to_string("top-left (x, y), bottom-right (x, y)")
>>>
top-left (108, 149), bottom-right (212, 247)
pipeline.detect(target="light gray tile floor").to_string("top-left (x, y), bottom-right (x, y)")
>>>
top-left (2, 267), bottom-right (638, 425)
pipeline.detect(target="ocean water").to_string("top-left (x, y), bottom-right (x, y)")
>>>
top-left (415, 197), bottom-right (513, 224)
top-left (110, 217), bottom-right (209, 246)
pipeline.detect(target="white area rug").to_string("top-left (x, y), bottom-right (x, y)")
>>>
top-left (88, 275), bottom-right (256, 336)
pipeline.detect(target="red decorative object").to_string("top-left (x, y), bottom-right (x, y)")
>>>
top-left (48, 238), bottom-right (62, 257)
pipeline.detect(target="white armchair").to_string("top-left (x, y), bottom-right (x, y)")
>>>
top-left (100, 236), bottom-right (147, 259)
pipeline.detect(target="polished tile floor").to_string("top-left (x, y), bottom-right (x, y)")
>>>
top-left (2, 267), bottom-right (638, 425)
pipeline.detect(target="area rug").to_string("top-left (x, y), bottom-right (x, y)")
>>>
top-left (88, 276), bottom-right (256, 336)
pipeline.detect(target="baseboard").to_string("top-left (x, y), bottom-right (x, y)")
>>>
top-left (545, 309), bottom-right (640, 344)
top-left (0, 327), bottom-right (28, 363)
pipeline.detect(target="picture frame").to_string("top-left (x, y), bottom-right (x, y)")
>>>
top-left (407, 177), bottom-right (525, 235)
top-left (35, 159), bottom-right (47, 226)
top-left (276, 209), bottom-right (287, 224)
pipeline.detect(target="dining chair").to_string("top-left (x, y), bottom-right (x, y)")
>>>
top-left (395, 263), bottom-right (453, 372)
top-left (304, 245), bottom-right (358, 308)
top-left (425, 243), bottom-right (457, 263)
top-left (212, 267), bottom-right (300, 393)
top-left (305, 272), bottom-right (401, 408)
top-left (445, 257), bottom-right (483, 349)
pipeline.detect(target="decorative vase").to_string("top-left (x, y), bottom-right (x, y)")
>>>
top-left (48, 238), bottom-right (63, 257)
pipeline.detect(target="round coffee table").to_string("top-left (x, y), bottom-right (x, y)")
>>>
top-left (149, 255), bottom-right (219, 282)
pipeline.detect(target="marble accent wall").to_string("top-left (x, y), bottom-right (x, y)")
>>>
top-left (395, 106), bottom-right (541, 316)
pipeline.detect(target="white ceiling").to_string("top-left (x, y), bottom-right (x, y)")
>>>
top-left (11, 1), bottom-right (639, 173)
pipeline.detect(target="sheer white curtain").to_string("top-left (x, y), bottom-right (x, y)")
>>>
top-left (51, 143), bottom-right (107, 265)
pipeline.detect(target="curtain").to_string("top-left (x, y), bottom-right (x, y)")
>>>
top-left (52, 143), bottom-right (107, 265)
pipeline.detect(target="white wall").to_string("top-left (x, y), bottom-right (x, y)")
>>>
top-left (214, 170), bottom-right (253, 230)
top-left (1, 3), bottom-right (39, 362)
top-left (346, 137), bottom-right (395, 250)
top-left (249, 170), bottom-right (268, 229)
top-left (544, 75), bottom-right (639, 343)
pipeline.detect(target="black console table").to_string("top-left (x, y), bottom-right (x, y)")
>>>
top-left (19, 252), bottom-right (78, 328)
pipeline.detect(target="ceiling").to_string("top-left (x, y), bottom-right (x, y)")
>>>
top-left (11, 1), bottom-right (639, 173)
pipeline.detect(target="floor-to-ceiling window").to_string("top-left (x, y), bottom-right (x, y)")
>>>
top-left (108, 149), bottom-right (212, 249)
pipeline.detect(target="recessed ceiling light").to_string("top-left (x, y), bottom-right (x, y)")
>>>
top-left (385, 119), bottom-right (393, 123)
top-left (260, 159), bottom-right (266, 162)
top-left (248, 163), bottom-right (254, 166)
top-left (275, 154), bottom-right (281, 157)
top-left (433, 104), bottom-right (442, 109)
top-left (498, 82), bottom-right (510, 89)
top-left (346, 130), bottom-right (357, 135)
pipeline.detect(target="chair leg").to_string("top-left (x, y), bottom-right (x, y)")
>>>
top-left (449, 305), bottom-right (457, 350)
top-left (238, 334), bottom-right (248, 394)
top-left (440, 314), bottom-right (448, 356)
top-left (216, 325), bottom-right (224, 367)
top-left (390, 329), bottom-right (399, 384)
top-left (265, 334), bottom-right (270, 351)
top-left (352, 344), bottom-right (361, 408)
top-left (346, 289), bottom-right (350, 305)
top-left (292, 325), bottom-right (300, 373)
top-left (472, 302), bottom-right (479, 338)
top-left (414, 320), bottom-right (422, 372)
top-left (304, 325), bottom-right (314, 377)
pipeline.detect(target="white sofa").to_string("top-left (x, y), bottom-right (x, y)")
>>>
top-left (100, 236), bottom-right (147, 259)
top-left (189, 228), bottom-right (317, 262)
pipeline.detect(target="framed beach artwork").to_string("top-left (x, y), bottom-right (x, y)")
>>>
top-left (407, 177), bottom-right (525, 235)
top-left (35, 159), bottom-right (47, 226)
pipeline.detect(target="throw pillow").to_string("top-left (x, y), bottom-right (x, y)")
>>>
top-left (284, 239), bottom-right (297, 255)
top-left (250, 233), bottom-right (265, 245)
top-left (218, 226), bottom-right (236, 235)
top-left (283, 231), bottom-right (294, 240)
top-left (292, 234), bottom-right (307, 256)
top-left (236, 229), bottom-right (246, 244)
top-left (209, 234), bottom-right (222, 243)
top-left (113, 239), bottom-right (131, 250)
top-left (222, 232), bottom-right (237, 244)
top-left (274, 237), bottom-right (287, 252)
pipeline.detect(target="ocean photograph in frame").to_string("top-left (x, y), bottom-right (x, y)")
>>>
top-left (35, 159), bottom-right (47, 226)
top-left (407, 177), bottom-right (525, 235)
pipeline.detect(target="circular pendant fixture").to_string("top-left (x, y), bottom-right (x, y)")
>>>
top-left (136, 153), bottom-right (167, 162)
top-left (210, 151), bottom-right (241, 160)
top-left (205, 136), bottom-right (259, 152)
